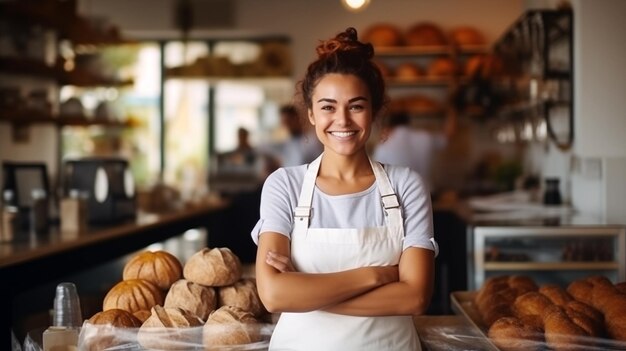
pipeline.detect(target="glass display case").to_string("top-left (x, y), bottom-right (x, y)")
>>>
top-left (467, 222), bottom-right (626, 290)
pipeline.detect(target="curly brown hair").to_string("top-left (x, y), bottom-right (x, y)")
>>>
top-left (298, 27), bottom-right (388, 117)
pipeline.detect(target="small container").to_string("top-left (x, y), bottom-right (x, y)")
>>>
top-left (31, 188), bottom-right (49, 234)
top-left (42, 326), bottom-right (79, 351)
top-left (1, 189), bottom-right (19, 242)
top-left (52, 282), bottom-right (83, 328)
top-left (543, 178), bottom-right (562, 205)
top-left (60, 189), bottom-right (88, 232)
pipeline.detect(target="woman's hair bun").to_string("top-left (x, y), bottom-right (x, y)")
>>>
top-left (316, 27), bottom-right (374, 60)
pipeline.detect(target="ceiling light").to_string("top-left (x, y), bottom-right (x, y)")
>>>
top-left (341, 0), bottom-right (371, 12)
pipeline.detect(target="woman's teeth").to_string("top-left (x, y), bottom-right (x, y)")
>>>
top-left (330, 131), bottom-right (356, 137)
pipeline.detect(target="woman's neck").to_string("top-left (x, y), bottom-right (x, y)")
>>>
top-left (315, 151), bottom-right (374, 195)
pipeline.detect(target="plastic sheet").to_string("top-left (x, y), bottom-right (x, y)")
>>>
top-left (77, 321), bottom-right (275, 351)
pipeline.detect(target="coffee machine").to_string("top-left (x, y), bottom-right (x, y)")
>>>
top-left (63, 158), bottom-right (136, 224)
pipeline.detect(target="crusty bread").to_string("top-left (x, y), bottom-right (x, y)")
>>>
top-left (218, 278), bottom-right (265, 317)
top-left (488, 316), bottom-right (543, 351)
top-left (123, 250), bottom-right (183, 290)
top-left (165, 279), bottom-right (217, 321)
top-left (184, 248), bottom-right (242, 287)
top-left (203, 306), bottom-right (261, 349)
top-left (137, 305), bottom-right (204, 350)
top-left (102, 279), bottom-right (164, 314)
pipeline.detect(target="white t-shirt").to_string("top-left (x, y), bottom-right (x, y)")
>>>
top-left (251, 162), bottom-right (437, 253)
top-left (373, 126), bottom-right (446, 191)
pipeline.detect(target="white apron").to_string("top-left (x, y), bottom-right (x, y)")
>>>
top-left (269, 155), bottom-right (421, 351)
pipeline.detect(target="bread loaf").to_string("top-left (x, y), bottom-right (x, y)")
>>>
top-left (123, 250), bottom-right (183, 290)
top-left (362, 23), bottom-right (403, 47)
top-left (218, 278), bottom-right (265, 317)
top-left (137, 305), bottom-right (204, 350)
top-left (164, 279), bottom-right (217, 321)
top-left (83, 309), bottom-right (141, 351)
top-left (405, 22), bottom-right (447, 46)
top-left (184, 248), bottom-right (242, 287)
top-left (487, 316), bottom-right (544, 351)
top-left (103, 279), bottom-right (164, 314)
top-left (203, 306), bottom-right (261, 349)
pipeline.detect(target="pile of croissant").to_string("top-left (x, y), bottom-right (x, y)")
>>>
top-left (474, 275), bottom-right (626, 351)
top-left (81, 248), bottom-right (269, 351)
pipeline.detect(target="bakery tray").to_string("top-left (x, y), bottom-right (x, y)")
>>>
top-left (450, 290), bottom-right (626, 351)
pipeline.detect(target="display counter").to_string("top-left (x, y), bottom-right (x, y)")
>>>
top-left (0, 200), bottom-right (228, 349)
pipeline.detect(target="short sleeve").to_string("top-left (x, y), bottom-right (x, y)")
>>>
top-left (389, 166), bottom-right (438, 256)
top-left (250, 168), bottom-right (299, 245)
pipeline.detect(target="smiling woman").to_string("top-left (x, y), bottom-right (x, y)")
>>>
top-left (250, 27), bottom-right (438, 351)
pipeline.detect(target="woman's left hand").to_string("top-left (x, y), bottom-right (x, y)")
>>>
top-left (266, 251), bottom-right (296, 272)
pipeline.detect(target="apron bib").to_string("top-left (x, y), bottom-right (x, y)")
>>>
top-left (269, 155), bottom-right (421, 351)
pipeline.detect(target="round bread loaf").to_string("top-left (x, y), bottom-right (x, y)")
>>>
top-left (88, 308), bottom-right (142, 328)
top-left (203, 306), bottom-right (261, 349)
top-left (103, 279), bottom-right (164, 314)
top-left (394, 62), bottom-right (423, 80)
top-left (83, 309), bottom-right (141, 351)
top-left (218, 278), bottom-right (265, 317)
top-left (567, 279), bottom-right (594, 305)
top-left (449, 26), bottom-right (485, 46)
top-left (427, 57), bottom-right (456, 77)
top-left (184, 248), bottom-right (242, 287)
top-left (123, 250), bottom-right (182, 290)
top-left (137, 305), bottom-right (204, 351)
top-left (165, 279), bottom-right (217, 321)
top-left (487, 316), bottom-right (544, 351)
top-left (405, 22), bottom-right (447, 46)
top-left (362, 23), bottom-right (403, 47)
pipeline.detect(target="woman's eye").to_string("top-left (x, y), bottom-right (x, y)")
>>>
top-left (321, 105), bottom-right (334, 111)
top-left (350, 104), bottom-right (364, 111)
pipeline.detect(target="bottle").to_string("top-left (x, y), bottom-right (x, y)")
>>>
top-left (31, 188), bottom-right (49, 234)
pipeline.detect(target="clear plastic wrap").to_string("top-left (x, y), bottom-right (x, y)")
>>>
top-left (77, 321), bottom-right (275, 351)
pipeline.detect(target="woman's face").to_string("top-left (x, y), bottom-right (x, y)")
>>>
top-left (308, 73), bottom-right (373, 157)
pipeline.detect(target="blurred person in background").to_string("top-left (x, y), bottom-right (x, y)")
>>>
top-left (373, 109), bottom-right (457, 193)
top-left (274, 104), bottom-right (323, 167)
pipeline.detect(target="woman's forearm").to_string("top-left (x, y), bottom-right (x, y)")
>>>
top-left (259, 266), bottom-right (396, 313)
top-left (322, 280), bottom-right (431, 316)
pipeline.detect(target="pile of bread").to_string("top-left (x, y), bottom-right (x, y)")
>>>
top-left (80, 248), bottom-right (269, 351)
top-left (474, 275), bottom-right (626, 351)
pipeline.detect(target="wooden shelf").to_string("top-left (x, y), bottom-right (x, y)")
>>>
top-left (0, 110), bottom-right (132, 128)
top-left (375, 45), bottom-right (488, 57)
top-left (484, 261), bottom-right (620, 271)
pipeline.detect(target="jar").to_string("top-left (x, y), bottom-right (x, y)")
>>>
top-left (543, 178), bottom-right (562, 205)
top-left (31, 188), bottom-right (49, 234)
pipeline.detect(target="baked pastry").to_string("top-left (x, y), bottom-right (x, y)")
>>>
top-left (164, 279), bottom-right (217, 321)
top-left (203, 306), bottom-right (261, 349)
top-left (513, 291), bottom-right (553, 321)
top-left (487, 316), bottom-right (543, 351)
top-left (123, 250), bottom-right (183, 290)
top-left (184, 248), bottom-right (242, 287)
top-left (394, 62), bottom-right (423, 80)
top-left (426, 57), bottom-right (457, 77)
top-left (405, 22), bottom-right (447, 46)
top-left (137, 305), bottom-right (204, 350)
top-left (362, 23), bottom-right (403, 47)
top-left (540, 284), bottom-right (573, 306)
top-left (615, 281), bottom-right (626, 294)
top-left (507, 275), bottom-right (539, 296)
top-left (103, 279), bottom-right (164, 314)
top-left (83, 309), bottom-right (141, 351)
top-left (543, 305), bottom-right (594, 351)
top-left (88, 308), bottom-right (142, 328)
top-left (218, 278), bottom-right (265, 317)
top-left (133, 309), bottom-right (151, 323)
top-left (449, 26), bottom-right (485, 46)
top-left (567, 279), bottom-right (594, 305)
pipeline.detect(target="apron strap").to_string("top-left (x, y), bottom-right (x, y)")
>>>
top-left (293, 154), bottom-right (322, 233)
top-left (369, 159), bottom-right (404, 230)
